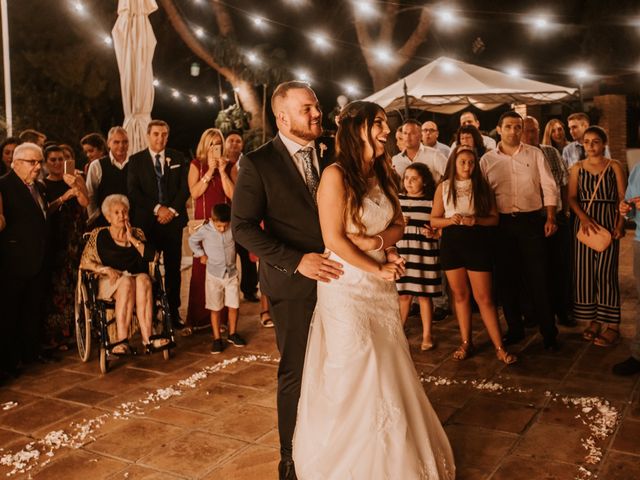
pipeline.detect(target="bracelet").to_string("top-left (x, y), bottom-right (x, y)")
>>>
top-left (373, 234), bottom-right (384, 251)
top-left (384, 245), bottom-right (397, 253)
top-left (202, 175), bottom-right (210, 184)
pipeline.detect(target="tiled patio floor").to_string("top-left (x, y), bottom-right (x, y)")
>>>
top-left (0, 237), bottom-right (638, 480)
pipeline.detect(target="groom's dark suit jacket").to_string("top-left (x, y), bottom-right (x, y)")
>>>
top-left (231, 134), bottom-right (332, 300)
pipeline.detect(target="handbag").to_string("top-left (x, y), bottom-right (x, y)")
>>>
top-left (576, 160), bottom-right (613, 252)
top-left (187, 161), bottom-right (210, 235)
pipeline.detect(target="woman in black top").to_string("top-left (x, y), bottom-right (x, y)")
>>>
top-left (80, 194), bottom-right (167, 353)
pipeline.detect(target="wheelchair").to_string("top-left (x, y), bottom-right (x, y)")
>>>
top-left (74, 255), bottom-right (176, 374)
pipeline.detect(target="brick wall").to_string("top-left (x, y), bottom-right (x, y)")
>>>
top-left (593, 95), bottom-right (627, 169)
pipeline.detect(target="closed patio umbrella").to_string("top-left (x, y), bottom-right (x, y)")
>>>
top-left (112, 0), bottom-right (158, 154)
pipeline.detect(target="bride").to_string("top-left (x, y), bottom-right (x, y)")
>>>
top-left (293, 101), bottom-right (455, 479)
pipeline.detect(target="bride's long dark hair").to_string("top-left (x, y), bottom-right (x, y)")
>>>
top-left (335, 101), bottom-right (400, 235)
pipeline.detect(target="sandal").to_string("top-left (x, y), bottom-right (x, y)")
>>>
top-left (583, 321), bottom-right (601, 341)
top-left (452, 341), bottom-right (474, 361)
top-left (593, 327), bottom-right (620, 347)
top-left (496, 346), bottom-right (517, 365)
top-left (260, 310), bottom-right (274, 328)
top-left (111, 342), bottom-right (132, 356)
top-left (143, 338), bottom-right (170, 353)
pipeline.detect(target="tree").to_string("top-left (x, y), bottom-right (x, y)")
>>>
top-left (159, 0), bottom-right (288, 134)
top-left (353, 3), bottom-right (432, 90)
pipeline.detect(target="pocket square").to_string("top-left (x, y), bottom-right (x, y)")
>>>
top-left (169, 164), bottom-right (181, 169)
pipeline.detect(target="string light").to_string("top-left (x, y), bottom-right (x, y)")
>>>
top-left (171, 89), bottom-right (181, 98)
top-left (252, 16), bottom-right (267, 29)
top-left (194, 27), bottom-right (205, 38)
top-left (573, 67), bottom-right (592, 81)
top-left (206, 96), bottom-right (215, 104)
top-left (190, 95), bottom-right (199, 103)
top-left (294, 69), bottom-right (311, 82)
top-left (373, 46), bottom-right (393, 65)
top-left (310, 33), bottom-right (331, 51)
top-left (153, 78), bottom-right (160, 87)
top-left (532, 16), bottom-right (549, 30)
top-left (506, 65), bottom-right (522, 77)
top-left (353, 0), bottom-right (378, 18)
top-left (221, 93), bottom-right (229, 101)
top-left (71, 1), bottom-right (86, 15)
top-left (246, 52), bottom-right (261, 64)
top-left (342, 81), bottom-right (360, 96)
top-left (435, 7), bottom-right (458, 26)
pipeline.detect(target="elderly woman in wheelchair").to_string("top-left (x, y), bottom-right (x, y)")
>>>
top-left (80, 194), bottom-right (170, 355)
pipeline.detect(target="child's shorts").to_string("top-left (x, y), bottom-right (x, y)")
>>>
top-left (205, 272), bottom-right (240, 311)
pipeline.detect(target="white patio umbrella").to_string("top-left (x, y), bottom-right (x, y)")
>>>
top-left (111, 0), bottom-right (158, 155)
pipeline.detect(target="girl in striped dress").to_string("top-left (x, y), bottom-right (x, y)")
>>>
top-left (568, 126), bottom-right (626, 346)
top-left (396, 162), bottom-right (441, 351)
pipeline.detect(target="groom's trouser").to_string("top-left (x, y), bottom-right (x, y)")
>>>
top-left (268, 293), bottom-right (317, 460)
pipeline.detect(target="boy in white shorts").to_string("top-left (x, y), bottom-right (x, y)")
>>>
top-left (189, 203), bottom-right (246, 354)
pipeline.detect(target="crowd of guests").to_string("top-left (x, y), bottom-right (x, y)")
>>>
top-left (391, 109), bottom-right (640, 375)
top-left (0, 124), bottom-right (257, 380)
top-left (1, 105), bottom-right (639, 381)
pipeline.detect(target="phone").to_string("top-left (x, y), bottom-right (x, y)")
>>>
top-left (212, 145), bottom-right (222, 159)
top-left (64, 159), bottom-right (75, 175)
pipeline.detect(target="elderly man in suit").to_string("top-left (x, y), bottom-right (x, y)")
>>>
top-left (0, 142), bottom-right (51, 376)
top-left (232, 81), bottom-right (343, 480)
top-left (127, 120), bottom-right (189, 328)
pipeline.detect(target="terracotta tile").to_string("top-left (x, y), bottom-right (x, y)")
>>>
top-left (31, 407), bottom-right (120, 441)
top-left (219, 363), bottom-right (278, 389)
top-left (431, 355), bottom-right (504, 380)
top-left (246, 388), bottom-right (277, 410)
top-left (451, 397), bottom-right (538, 433)
top-left (81, 368), bottom-right (163, 394)
top-left (105, 464), bottom-right (182, 480)
top-left (611, 418), bottom-right (640, 455)
top-left (86, 418), bottom-right (184, 462)
top-left (513, 422), bottom-right (600, 465)
top-left (424, 383), bottom-right (473, 409)
top-left (254, 429), bottom-right (279, 448)
top-left (0, 427), bottom-right (32, 449)
top-left (55, 386), bottom-right (115, 406)
top-left (139, 431), bottom-right (247, 477)
top-left (203, 444), bottom-right (279, 480)
top-left (430, 403), bottom-right (457, 424)
top-left (444, 424), bottom-right (517, 471)
top-left (599, 451), bottom-right (640, 480)
top-left (492, 454), bottom-right (583, 480)
top-left (200, 404), bottom-right (277, 442)
top-left (96, 387), bottom-right (155, 411)
top-left (521, 338), bottom-right (586, 361)
top-left (127, 350), bottom-right (205, 374)
top-left (0, 399), bottom-right (83, 435)
top-left (171, 383), bottom-right (260, 415)
top-left (0, 389), bottom-right (41, 408)
top-left (13, 370), bottom-right (94, 396)
top-left (507, 354), bottom-right (574, 380)
top-left (480, 375), bottom-right (562, 407)
top-left (143, 405), bottom-right (216, 428)
top-left (573, 343), bottom-right (632, 374)
top-left (558, 372), bottom-right (637, 402)
top-left (32, 450), bottom-right (127, 479)
top-left (452, 466), bottom-right (492, 480)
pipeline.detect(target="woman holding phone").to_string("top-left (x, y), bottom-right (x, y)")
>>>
top-left (185, 128), bottom-right (238, 334)
top-left (43, 145), bottom-right (89, 350)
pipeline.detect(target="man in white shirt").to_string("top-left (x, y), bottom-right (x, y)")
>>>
top-left (451, 111), bottom-right (497, 151)
top-left (86, 126), bottom-right (130, 226)
top-left (480, 111), bottom-right (559, 351)
top-left (421, 120), bottom-right (451, 159)
top-left (392, 120), bottom-right (448, 182)
top-left (562, 112), bottom-right (611, 168)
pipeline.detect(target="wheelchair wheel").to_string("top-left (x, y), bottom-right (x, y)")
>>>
top-left (75, 283), bottom-right (92, 362)
top-left (99, 347), bottom-right (109, 374)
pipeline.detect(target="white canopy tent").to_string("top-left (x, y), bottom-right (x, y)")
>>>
top-left (112, 0), bottom-right (158, 155)
top-left (364, 57), bottom-right (577, 114)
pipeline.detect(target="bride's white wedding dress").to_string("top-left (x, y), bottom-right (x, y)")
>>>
top-left (293, 185), bottom-right (455, 480)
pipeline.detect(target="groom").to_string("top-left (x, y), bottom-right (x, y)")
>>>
top-left (232, 81), bottom-right (343, 480)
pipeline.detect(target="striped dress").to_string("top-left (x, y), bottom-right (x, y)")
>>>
top-left (396, 194), bottom-right (442, 297)
top-left (573, 166), bottom-right (620, 323)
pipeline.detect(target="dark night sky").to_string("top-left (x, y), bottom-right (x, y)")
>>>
top-left (5, 0), bottom-right (640, 151)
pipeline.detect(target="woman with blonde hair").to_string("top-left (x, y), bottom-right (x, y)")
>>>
top-left (542, 118), bottom-right (569, 153)
top-left (185, 128), bottom-right (238, 333)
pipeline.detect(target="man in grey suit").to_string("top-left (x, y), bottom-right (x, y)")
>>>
top-left (232, 81), bottom-right (342, 480)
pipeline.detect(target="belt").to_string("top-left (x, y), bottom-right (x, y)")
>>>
top-left (500, 210), bottom-right (542, 218)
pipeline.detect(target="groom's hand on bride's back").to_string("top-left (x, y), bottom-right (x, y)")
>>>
top-left (297, 252), bottom-right (343, 282)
